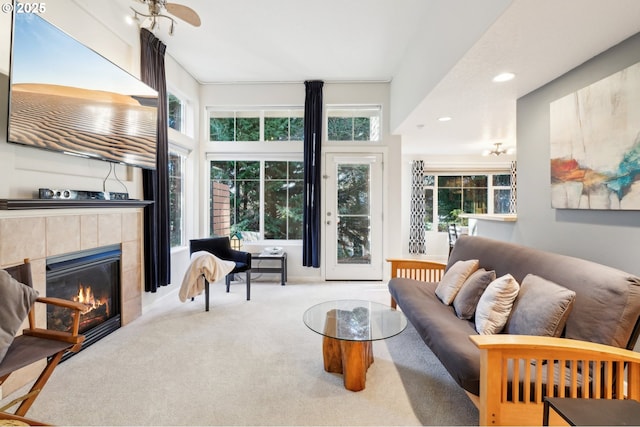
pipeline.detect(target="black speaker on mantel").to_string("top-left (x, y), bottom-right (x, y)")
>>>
top-left (38, 188), bottom-right (128, 200)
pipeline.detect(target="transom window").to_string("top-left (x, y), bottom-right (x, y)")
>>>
top-left (210, 159), bottom-right (303, 240)
top-left (168, 92), bottom-right (185, 133)
top-left (326, 106), bottom-right (381, 142)
top-left (209, 108), bottom-right (304, 142)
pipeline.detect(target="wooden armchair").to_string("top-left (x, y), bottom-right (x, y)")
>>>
top-left (386, 258), bottom-right (446, 308)
top-left (0, 259), bottom-right (85, 420)
top-left (470, 334), bottom-right (640, 426)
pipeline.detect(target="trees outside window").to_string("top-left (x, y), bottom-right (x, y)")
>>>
top-left (168, 93), bottom-right (184, 133)
top-left (168, 151), bottom-right (185, 247)
top-left (422, 173), bottom-right (511, 232)
top-left (209, 109), bottom-right (303, 142)
top-left (210, 160), bottom-right (303, 240)
top-left (326, 106), bottom-right (381, 142)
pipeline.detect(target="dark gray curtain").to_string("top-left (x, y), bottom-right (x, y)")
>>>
top-left (302, 80), bottom-right (323, 267)
top-left (140, 28), bottom-right (171, 292)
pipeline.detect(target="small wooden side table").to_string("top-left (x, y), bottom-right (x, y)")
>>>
top-left (543, 397), bottom-right (640, 426)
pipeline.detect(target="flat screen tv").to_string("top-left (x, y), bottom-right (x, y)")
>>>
top-left (7, 13), bottom-right (158, 170)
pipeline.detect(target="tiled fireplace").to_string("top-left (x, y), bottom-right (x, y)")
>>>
top-left (47, 245), bottom-right (122, 360)
top-left (0, 207), bottom-right (144, 397)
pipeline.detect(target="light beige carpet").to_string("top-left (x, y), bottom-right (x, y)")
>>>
top-left (1, 280), bottom-right (478, 426)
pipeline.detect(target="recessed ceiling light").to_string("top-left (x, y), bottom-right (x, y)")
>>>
top-left (438, 116), bottom-right (452, 122)
top-left (493, 72), bottom-right (515, 83)
top-left (416, 124), bottom-right (425, 129)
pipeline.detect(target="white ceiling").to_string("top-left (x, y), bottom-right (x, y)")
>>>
top-left (85, 0), bottom-right (640, 156)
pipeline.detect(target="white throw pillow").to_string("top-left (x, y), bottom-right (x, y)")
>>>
top-left (435, 259), bottom-right (479, 305)
top-left (475, 274), bottom-right (520, 335)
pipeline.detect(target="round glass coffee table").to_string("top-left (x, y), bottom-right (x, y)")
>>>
top-left (303, 299), bottom-right (407, 391)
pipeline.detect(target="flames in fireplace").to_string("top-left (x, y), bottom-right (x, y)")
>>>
top-left (75, 284), bottom-right (110, 315)
top-left (73, 283), bottom-right (111, 331)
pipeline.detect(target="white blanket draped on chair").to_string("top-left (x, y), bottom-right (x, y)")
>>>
top-left (179, 251), bottom-right (236, 302)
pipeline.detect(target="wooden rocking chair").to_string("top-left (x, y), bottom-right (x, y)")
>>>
top-left (0, 259), bottom-right (86, 422)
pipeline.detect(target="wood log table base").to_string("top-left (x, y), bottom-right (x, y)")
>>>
top-left (322, 336), bottom-right (373, 391)
top-left (322, 308), bottom-right (374, 391)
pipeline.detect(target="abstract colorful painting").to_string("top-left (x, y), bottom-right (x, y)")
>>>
top-left (550, 61), bottom-right (640, 210)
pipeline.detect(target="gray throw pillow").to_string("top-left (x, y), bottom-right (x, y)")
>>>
top-left (453, 268), bottom-right (496, 320)
top-left (0, 269), bottom-right (39, 363)
top-left (435, 259), bottom-right (479, 305)
top-left (475, 274), bottom-right (520, 335)
top-left (504, 274), bottom-right (576, 337)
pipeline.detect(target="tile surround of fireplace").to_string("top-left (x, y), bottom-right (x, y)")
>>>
top-left (0, 208), bottom-right (144, 397)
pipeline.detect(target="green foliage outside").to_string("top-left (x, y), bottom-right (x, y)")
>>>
top-left (210, 160), bottom-right (303, 240)
top-left (327, 117), bottom-right (371, 141)
top-left (168, 153), bottom-right (183, 247)
top-left (210, 114), bottom-right (303, 142)
top-left (336, 164), bottom-right (371, 263)
top-left (167, 93), bottom-right (182, 132)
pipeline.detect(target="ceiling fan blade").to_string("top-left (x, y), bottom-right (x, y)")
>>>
top-left (165, 3), bottom-right (201, 27)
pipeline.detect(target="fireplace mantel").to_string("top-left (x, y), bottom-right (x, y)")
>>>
top-left (0, 199), bottom-right (153, 210)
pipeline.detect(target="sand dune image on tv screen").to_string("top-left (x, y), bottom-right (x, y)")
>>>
top-left (9, 83), bottom-right (157, 169)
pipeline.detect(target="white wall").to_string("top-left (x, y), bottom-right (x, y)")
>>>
top-left (483, 31), bottom-right (640, 276)
top-left (199, 82), bottom-right (402, 281)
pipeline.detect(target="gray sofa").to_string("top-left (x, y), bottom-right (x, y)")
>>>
top-left (388, 235), bottom-right (640, 425)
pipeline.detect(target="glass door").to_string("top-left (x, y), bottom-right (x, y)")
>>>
top-left (324, 153), bottom-right (383, 280)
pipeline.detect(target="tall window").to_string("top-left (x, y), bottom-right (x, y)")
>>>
top-left (209, 109), bottom-right (304, 142)
top-left (423, 172), bottom-right (511, 231)
top-left (168, 151), bottom-right (185, 247)
top-left (264, 161), bottom-right (303, 239)
top-left (210, 160), bottom-right (303, 240)
top-left (326, 106), bottom-right (381, 142)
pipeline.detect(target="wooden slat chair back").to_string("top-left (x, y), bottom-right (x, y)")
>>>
top-left (386, 258), bottom-right (446, 308)
top-left (0, 259), bottom-right (86, 421)
top-left (471, 335), bottom-right (640, 425)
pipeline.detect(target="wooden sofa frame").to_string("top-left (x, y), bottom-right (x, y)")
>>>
top-left (387, 258), bottom-right (640, 426)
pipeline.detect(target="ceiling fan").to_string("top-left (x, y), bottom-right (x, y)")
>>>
top-left (130, 0), bottom-right (201, 35)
